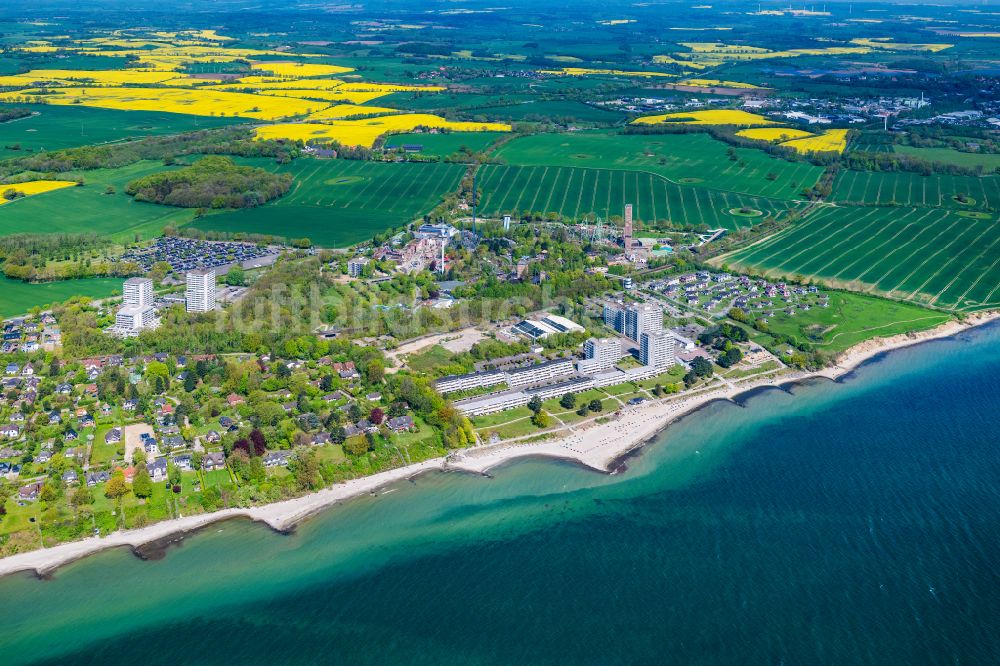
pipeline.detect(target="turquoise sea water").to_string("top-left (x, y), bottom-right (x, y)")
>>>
top-left (3, 324), bottom-right (1000, 664)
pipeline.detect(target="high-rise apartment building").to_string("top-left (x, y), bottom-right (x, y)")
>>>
top-left (185, 268), bottom-right (217, 313)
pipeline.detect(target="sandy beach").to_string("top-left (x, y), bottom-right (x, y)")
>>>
top-left (1, 310), bottom-right (996, 579)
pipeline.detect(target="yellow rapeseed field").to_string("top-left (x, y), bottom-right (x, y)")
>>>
top-left (208, 78), bottom-right (348, 91)
top-left (677, 42), bottom-right (872, 65)
top-left (849, 38), bottom-right (952, 52)
top-left (250, 62), bottom-right (355, 78)
top-left (255, 114), bottom-right (511, 147)
top-left (541, 67), bottom-right (675, 78)
top-left (651, 55), bottom-right (709, 70)
top-left (678, 78), bottom-right (766, 89)
top-left (0, 87), bottom-right (323, 120)
top-left (249, 89), bottom-right (393, 104)
top-left (0, 180), bottom-right (78, 204)
top-left (632, 109), bottom-right (776, 127)
top-left (736, 127), bottom-right (814, 141)
top-left (0, 69), bottom-right (179, 87)
top-left (779, 129), bottom-right (849, 154)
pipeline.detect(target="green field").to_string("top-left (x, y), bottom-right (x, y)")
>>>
top-left (831, 170), bottom-right (1000, 210)
top-left (894, 145), bottom-right (1000, 172)
top-left (0, 104), bottom-right (245, 160)
top-left (384, 132), bottom-right (503, 156)
top-left (379, 92), bottom-right (532, 112)
top-left (849, 132), bottom-right (895, 153)
top-left (744, 291), bottom-right (952, 355)
top-left (483, 101), bottom-right (624, 123)
top-left (723, 205), bottom-right (1000, 311)
top-left (191, 159), bottom-right (466, 246)
top-left (0, 275), bottom-right (120, 317)
top-left (478, 164), bottom-right (795, 229)
top-left (495, 132), bottom-right (823, 200)
top-left (0, 161), bottom-right (192, 241)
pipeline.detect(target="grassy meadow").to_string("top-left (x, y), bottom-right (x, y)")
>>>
top-left (0, 104), bottom-right (244, 159)
top-left (742, 291), bottom-right (952, 355)
top-left (383, 131), bottom-right (503, 156)
top-left (893, 145), bottom-right (1000, 172)
top-left (0, 275), bottom-right (121, 317)
top-left (0, 161), bottom-right (192, 241)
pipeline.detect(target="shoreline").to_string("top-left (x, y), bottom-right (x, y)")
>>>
top-left (1, 310), bottom-right (996, 580)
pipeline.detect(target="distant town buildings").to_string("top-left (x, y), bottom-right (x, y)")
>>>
top-left (185, 268), bottom-right (217, 313)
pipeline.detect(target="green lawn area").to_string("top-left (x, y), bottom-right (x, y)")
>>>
top-left (0, 276), bottom-right (121, 318)
top-left (749, 292), bottom-right (952, 354)
top-left (471, 406), bottom-right (534, 429)
top-left (315, 444), bottom-right (347, 464)
top-left (89, 425), bottom-right (124, 466)
top-left (635, 366), bottom-right (686, 390)
top-left (601, 382), bottom-right (640, 397)
top-left (0, 497), bottom-right (41, 538)
top-left (200, 468), bottom-right (235, 490)
top-left (477, 416), bottom-right (545, 440)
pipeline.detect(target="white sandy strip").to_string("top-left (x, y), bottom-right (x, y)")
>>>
top-left (1, 311), bottom-right (997, 578)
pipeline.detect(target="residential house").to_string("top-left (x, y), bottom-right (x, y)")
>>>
top-left (147, 458), bottom-right (168, 482)
top-left (387, 415), bottom-right (415, 432)
top-left (86, 471), bottom-right (110, 487)
top-left (262, 451), bottom-right (292, 468)
top-left (172, 454), bottom-right (193, 471)
top-left (202, 452), bottom-right (226, 471)
top-left (62, 469), bottom-right (79, 485)
top-left (18, 482), bottom-right (42, 500)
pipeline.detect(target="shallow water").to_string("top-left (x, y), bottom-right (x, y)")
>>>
top-left (2, 324), bottom-right (1000, 664)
